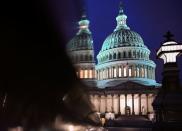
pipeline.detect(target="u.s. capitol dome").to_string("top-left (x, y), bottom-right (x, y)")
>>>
top-left (96, 5), bottom-right (157, 88)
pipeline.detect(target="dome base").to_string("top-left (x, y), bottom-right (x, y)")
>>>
top-left (97, 78), bottom-right (160, 88)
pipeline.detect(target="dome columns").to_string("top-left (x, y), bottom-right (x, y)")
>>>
top-left (97, 64), bottom-right (155, 81)
top-left (97, 47), bottom-right (150, 64)
top-left (78, 67), bottom-right (96, 79)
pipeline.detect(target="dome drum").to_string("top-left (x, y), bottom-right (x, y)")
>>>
top-left (68, 50), bottom-right (95, 64)
top-left (97, 47), bottom-right (150, 64)
top-left (67, 33), bottom-right (94, 51)
top-left (96, 62), bottom-right (155, 79)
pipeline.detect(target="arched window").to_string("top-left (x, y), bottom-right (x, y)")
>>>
top-left (104, 55), bottom-right (107, 61)
top-left (80, 54), bottom-right (83, 61)
top-left (123, 51), bottom-right (126, 58)
top-left (143, 53), bottom-right (146, 59)
top-left (118, 52), bottom-right (121, 59)
top-left (133, 51), bottom-right (136, 58)
top-left (84, 70), bottom-right (88, 78)
top-left (137, 67), bottom-right (140, 77)
top-left (80, 70), bottom-right (83, 78)
top-left (141, 52), bottom-right (143, 59)
top-left (89, 69), bottom-right (92, 78)
top-left (137, 51), bottom-right (140, 58)
top-left (141, 67), bottom-right (144, 77)
top-left (134, 67), bottom-right (137, 77)
top-left (128, 51), bottom-right (131, 58)
top-left (89, 55), bottom-right (92, 61)
top-left (106, 55), bottom-right (109, 60)
top-left (119, 67), bottom-right (122, 77)
top-left (109, 68), bottom-right (112, 78)
top-left (113, 67), bottom-right (117, 78)
top-left (100, 70), bottom-right (102, 80)
top-left (97, 71), bottom-right (99, 80)
top-left (99, 70), bottom-right (102, 80)
top-left (114, 53), bottom-right (116, 59)
top-left (128, 67), bottom-right (132, 77)
top-left (109, 54), bottom-right (112, 60)
top-left (144, 67), bottom-right (147, 78)
top-left (105, 69), bottom-right (107, 79)
top-left (124, 66), bottom-right (127, 77)
top-left (103, 69), bottom-right (106, 79)
top-left (102, 70), bottom-right (104, 79)
top-left (85, 55), bottom-right (88, 61)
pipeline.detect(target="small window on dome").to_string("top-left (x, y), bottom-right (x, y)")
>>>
top-left (120, 20), bottom-right (126, 25)
top-left (133, 51), bottom-right (136, 58)
top-left (106, 55), bottom-right (109, 60)
top-left (114, 53), bottom-right (116, 59)
top-left (80, 55), bottom-right (83, 61)
top-left (144, 68), bottom-right (147, 78)
top-left (134, 68), bottom-right (137, 77)
top-left (84, 70), bottom-right (88, 78)
top-left (128, 68), bottom-right (132, 77)
top-left (114, 67), bottom-right (117, 78)
top-left (109, 54), bottom-right (112, 60)
top-left (123, 51), bottom-right (126, 58)
top-left (89, 69), bottom-right (92, 78)
top-left (128, 51), bottom-right (131, 58)
top-left (137, 67), bottom-right (140, 77)
top-left (118, 52), bottom-right (121, 59)
top-left (141, 52), bottom-right (143, 59)
top-left (109, 68), bottom-right (112, 78)
top-left (89, 55), bottom-right (92, 61)
top-left (124, 66), bottom-right (127, 77)
top-left (141, 67), bottom-right (144, 78)
top-left (137, 52), bottom-right (140, 58)
top-left (119, 67), bottom-right (122, 77)
top-left (85, 55), bottom-right (88, 61)
top-left (80, 70), bottom-right (83, 78)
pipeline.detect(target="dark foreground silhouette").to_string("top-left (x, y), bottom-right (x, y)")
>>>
top-left (0, 0), bottom-right (100, 130)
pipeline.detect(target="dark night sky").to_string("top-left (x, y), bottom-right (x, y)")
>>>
top-left (2, 0), bottom-right (182, 85)
top-left (56, 0), bottom-right (182, 84)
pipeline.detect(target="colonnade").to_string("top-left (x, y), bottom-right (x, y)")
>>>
top-left (77, 68), bottom-right (96, 79)
top-left (90, 93), bottom-right (155, 115)
top-left (98, 48), bottom-right (150, 64)
top-left (97, 65), bottom-right (155, 80)
top-left (73, 54), bottom-right (94, 63)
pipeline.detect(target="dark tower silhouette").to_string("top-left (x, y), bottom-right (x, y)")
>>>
top-left (153, 31), bottom-right (182, 130)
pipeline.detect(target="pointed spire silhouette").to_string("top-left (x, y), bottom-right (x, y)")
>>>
top-left (81, 8), bottom-right (87, 20)
top-left (163, 31), bottom-right (174, 42)
top-left (119, 1), bottom-right (124, 15)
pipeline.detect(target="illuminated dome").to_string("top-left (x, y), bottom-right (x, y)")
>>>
top-left (101, 29), bottom-right (145, 52)
top-left (67, 13), bottom-right (96, 87)
top-left (67, 30), bottom-right (93, 52)
top-left (96, 4), bottom-right (158, 88)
